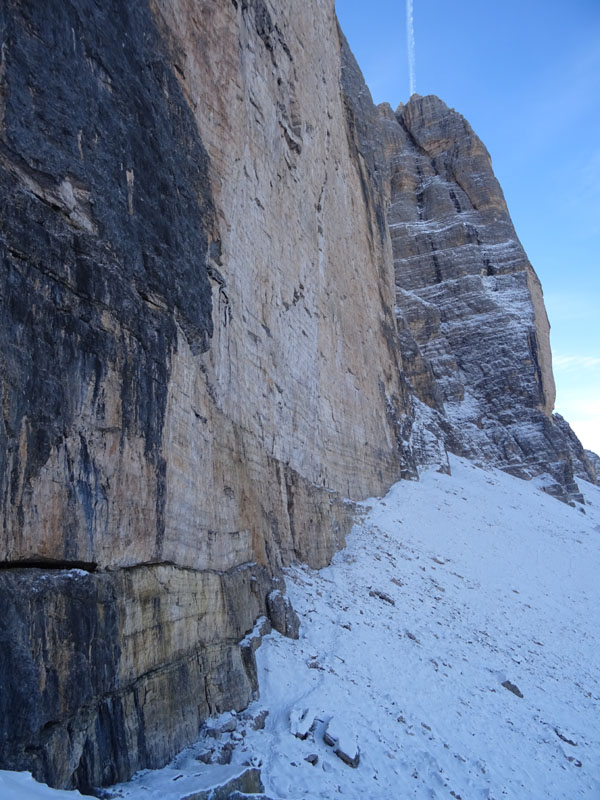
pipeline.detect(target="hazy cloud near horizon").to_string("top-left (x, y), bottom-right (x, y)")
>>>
top-left (552, 355), bottom-right (600, 453)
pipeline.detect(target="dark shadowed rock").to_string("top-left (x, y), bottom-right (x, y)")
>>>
top-left (267, 590), bottom-right (300, 640)
top-left (289, 707), bottom-right (318, 740)
top-left (0, 564), bottom-right (274, 791)
top-left (227, 793), bottom-right (275, 800)
top-left (369, 588), bottom-right (395, 605)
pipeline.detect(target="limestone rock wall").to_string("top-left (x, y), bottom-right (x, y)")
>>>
top-left (151, 0), bottom-right (415, 539)
top-left (0, 563), bottom-right (273, 793)
top-left (1, 0), bottom-right (409, 578)
top-left (0, 0), bottom-right (410, 789)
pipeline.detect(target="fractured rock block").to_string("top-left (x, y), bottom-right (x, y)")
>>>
top-left (248, 709), bottom-right (269, 731)
top-left (369, 588), bottom-right (395, 605)
top-left (323, 718), bottom-right (360, 768)
top-left (179, 767), bottom-right (264, 800)
top-left (266, 590), bottom-right (300, 639)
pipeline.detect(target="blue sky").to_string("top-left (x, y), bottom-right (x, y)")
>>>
top-left (335, 0), bottom-right (600, 455)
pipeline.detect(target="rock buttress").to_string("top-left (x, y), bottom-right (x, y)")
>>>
top-left (382, 94), bottom-right (595, 499)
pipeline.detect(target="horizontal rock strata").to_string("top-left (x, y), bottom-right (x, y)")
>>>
top-left (382, 95), bottom-right (596, 499)
top-left (0, 563), bottom-right (273, 792)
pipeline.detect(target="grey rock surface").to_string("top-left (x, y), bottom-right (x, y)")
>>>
top-left (585, 449), bottom-right (600, 477)
top-left (156, 767), bottom-right (264, 800)
top-left (226, 794), bottom-right (275, 800)
top-left (502, 680), bottom-right (525, 699)
top-left (381, 95), bottom-right (595, 500)
top-left (267, 590), bottom-right (301, 640)
top-left (0, 564), bottom-right (273, 792)
top-left (552, 415), bottom-right (598, 484)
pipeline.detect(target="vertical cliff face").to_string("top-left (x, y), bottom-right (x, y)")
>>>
top-left (0, 0), bottom-right (216, 568)
top-left (381, 95), bottom-right (595, 498)
top-left (0, 1), bottom-right (275, 788)
top-left (0, 1), bottom-right (595, 792)
top-left (0, 0), bottom-right (411, 790)
top-left (145, 0), bottom-right (415, 574)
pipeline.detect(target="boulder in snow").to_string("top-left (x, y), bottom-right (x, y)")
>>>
top-left (289, 707), bottom-right (317, 739)
top-left (369, 588), bottom-right (395, 605)
top-left (178, 766), bottom-right (264, 799)
top-left (323, 718), bottom-right (360, 768)
top-left (249, 709), bottom-right (269, 731)
top-left (554, 727), bottom-right (578, 747)
top-left (267, 590), bottom-right (300, 639)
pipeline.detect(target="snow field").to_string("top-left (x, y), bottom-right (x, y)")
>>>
top-left (247, 457), bottom-right (600, 798)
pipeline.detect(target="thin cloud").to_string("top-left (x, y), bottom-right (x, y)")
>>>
top-left (406, 0), bottom-right (416, 96)
top-left (553, 355), bottom-right (600, 372)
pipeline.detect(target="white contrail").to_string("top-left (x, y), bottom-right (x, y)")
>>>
top-left (406, 0), bottom-right (416, 96)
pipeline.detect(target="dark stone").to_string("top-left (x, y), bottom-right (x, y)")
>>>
top-left (266, 589), bottom-right (300, 639)
top-left (335, 747), bottom-right (360, 769)
top-left (249, 710), bottom-right (269, 731)
top-left (0, 562), bottom-right (275, 791)
top-left (0, 0), bottom-right (217, 552)
top-left (0, 569), bottom-right (120, 789)
top-left (227, 794), bottom-right (274, 800)
top-left (369, 588), bottom-right (395, 605)
top-left (501, 680), bottom-right (524, 698)
top-left (216, 742), bottom-right (235, 766)
top-left (554, 728), bottom-right (577, 747)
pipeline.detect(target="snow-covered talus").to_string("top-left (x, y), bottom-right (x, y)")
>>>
top-left (12, 457), bottom-right (598, 799)
top-left (248, 460), bottom-right (600, 799)
top-left (381, 95), bottom-right (597, 500)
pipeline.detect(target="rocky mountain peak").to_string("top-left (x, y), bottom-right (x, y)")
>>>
top-left (380, 90), bottom-right (590, 501)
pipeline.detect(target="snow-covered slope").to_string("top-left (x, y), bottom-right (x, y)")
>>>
top-left (3, 457), bottom-right (599, 799)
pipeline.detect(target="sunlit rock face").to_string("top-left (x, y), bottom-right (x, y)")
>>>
top-left (0, 0), bottom-right (411, 789)
top-left (381, 95), bottom-right (595, 498)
